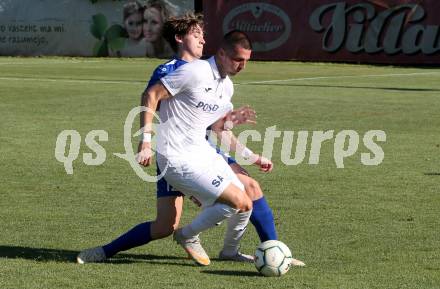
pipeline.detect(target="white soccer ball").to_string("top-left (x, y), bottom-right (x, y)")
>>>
top-left (254, 240), bottom-right (292, 277)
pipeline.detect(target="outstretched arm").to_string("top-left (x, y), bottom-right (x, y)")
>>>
top-left (210, 114), bottom-right (273, 173)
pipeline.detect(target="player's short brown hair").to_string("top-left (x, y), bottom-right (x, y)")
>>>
top-left (162, 13), bottom-right (204, 52)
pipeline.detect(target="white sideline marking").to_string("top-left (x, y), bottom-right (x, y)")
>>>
top-left (237, 72), bottom-right (440, 85)
top-left (0, 76), bottom-right (143, 85)
top-left (0, 60), bottom-right (104, 65)
top-left (0, 71), bottom-right (438, 86)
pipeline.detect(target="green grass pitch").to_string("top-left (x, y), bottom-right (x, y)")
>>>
top-left (0, 57), bottom-right (439, 289)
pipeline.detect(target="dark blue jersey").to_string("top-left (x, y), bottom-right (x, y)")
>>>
top-left (146, 57), bottom-right (188, 90)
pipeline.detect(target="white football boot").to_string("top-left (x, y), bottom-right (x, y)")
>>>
top-left (77, 246), bottom-right (106, 264)
top-left (218, 250), bottom-right (254, 263)
top-left (173, 229), bottom-right (210, 266)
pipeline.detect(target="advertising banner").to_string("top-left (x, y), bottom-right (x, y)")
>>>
top-left (203, 0), bottom-right (440, 64)
top-left (0, 0), bottom-right (193, 57)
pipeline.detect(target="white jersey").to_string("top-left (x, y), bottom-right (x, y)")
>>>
top-left (156, 56), bottom-right (234, 159)
top-left (154, 56), bottom-right (243, 207)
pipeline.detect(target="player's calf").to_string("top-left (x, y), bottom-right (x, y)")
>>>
top-left (151, 221), bottom-right (176, 239)
top-left (150, 195), bottom-right (183, 239)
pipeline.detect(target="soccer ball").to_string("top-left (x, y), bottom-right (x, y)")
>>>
top-left (254, 240), bottom-right (292, 277)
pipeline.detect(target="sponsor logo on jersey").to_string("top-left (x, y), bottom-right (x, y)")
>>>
top-left (196, 101), bottom-right (219, 112)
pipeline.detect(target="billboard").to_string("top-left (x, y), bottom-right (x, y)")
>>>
top-left (203, 0), bottom-right (440, 64)
top-left (0, 0), bottom-right (193, 57)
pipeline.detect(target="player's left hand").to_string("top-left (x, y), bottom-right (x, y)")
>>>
top-left (224, 105), bottom-right (256, 129)
top-left (253, 155), bottom-right (273, 172)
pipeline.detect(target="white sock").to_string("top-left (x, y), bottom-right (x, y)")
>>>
top-left (221, 209), bottom-right (252, 256)
top-left (181, 203), bottom-right (238, 238)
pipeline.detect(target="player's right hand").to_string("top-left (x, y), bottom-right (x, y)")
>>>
top-left (254, 155), bottom-right (274, 173)
top-left (137, 141), bottom-right (153, 166)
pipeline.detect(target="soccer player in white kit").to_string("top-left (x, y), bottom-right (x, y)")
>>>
top-left (138, 31), bottom-right (255, 265)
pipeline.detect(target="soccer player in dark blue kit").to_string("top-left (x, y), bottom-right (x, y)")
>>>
top-left (77, 13), bottom-right (304, 267)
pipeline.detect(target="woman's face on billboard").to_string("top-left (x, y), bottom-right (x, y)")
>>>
top-left (143, 7), bottom-right (163, 42)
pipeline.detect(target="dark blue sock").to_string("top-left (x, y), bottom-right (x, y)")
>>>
top-left (250, 197), bottom-right (278, 242)
top-left (102, 221), bottom-right (152, 258)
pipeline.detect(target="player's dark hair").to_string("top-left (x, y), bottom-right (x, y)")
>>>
top-left (221, 30), bottom-right (252, 51)
top-left (162, 13), bottom-right (204, 52)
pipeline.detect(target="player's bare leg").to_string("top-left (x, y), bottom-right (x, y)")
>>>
top-left (216, 182), bottom-right (252, 212)
top-left (230, 163), bottom-right (263, 200)
top-left (151, 196), bottom-right (184, 239)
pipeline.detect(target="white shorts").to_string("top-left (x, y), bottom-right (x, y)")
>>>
top-left (157, 152), bottom-right (244, 207)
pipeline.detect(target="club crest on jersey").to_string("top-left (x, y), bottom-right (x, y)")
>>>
top-left (196, 101), bottom-right (219, 112)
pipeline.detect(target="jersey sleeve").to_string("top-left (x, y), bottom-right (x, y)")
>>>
top-left (160, 64), bottom-right (197, 96)
top-left (145, 64), bottom-right (167, 91)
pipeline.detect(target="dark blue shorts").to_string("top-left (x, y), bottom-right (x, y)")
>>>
top-left (227, 156), bottom-right (237, 165)
top-left (156, 165), bottom-right (184, 198)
